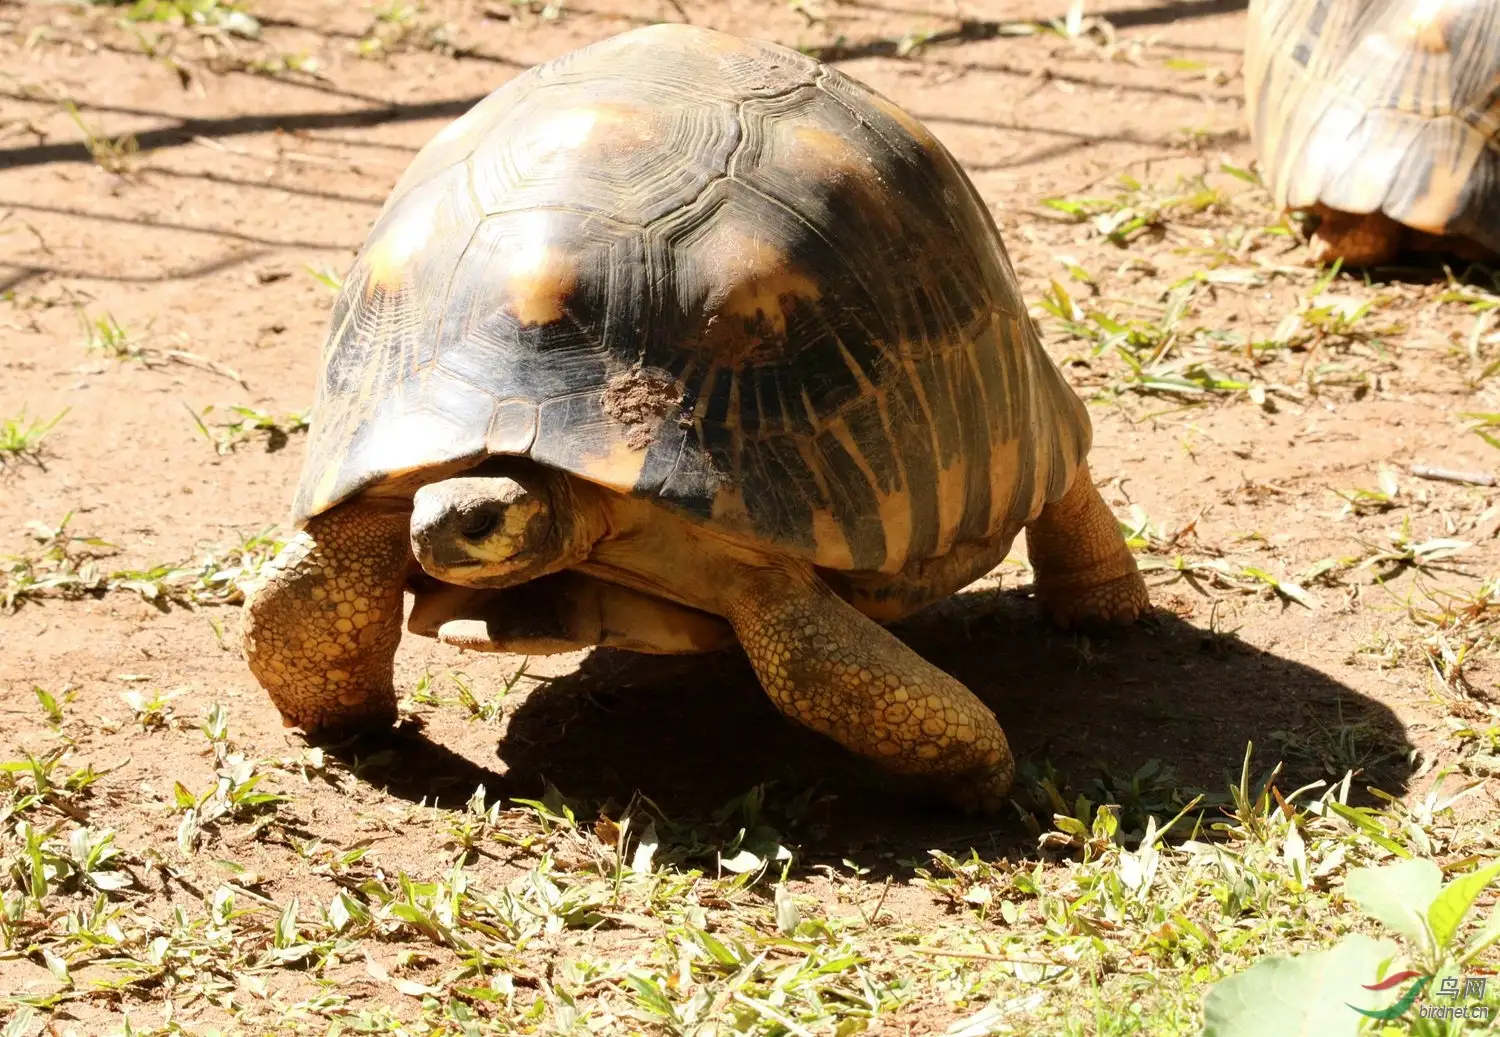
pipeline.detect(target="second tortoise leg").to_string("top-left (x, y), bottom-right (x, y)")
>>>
top-left (723, 560), bottom-right (1015, 813)
top-left (1026, 460), bottom-right (1149, 629)
top-left (1304, 204), bottom-right (1404, 267)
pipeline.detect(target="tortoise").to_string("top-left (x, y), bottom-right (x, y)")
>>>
top-left (240, 22), bottom-right (1149, 813)
top-left (1243, 0), bottom-right (1500, 265)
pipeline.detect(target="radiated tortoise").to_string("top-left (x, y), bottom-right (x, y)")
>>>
top-left (1244, 0), bottom-right (1500, 265)
top-left (239, 23), bottom-right (1150, 813)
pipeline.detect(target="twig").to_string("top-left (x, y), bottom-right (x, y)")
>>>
top-left (163, 348), bottom-right (248, 387)
top-left (905, 945), bottom-right (1064, 966)
top-left (1410, 464), bottom-right (1497, 487)
top-left (862, 874), bottom-right (894, 925)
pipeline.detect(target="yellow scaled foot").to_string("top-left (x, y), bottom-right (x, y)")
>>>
top-left (241, 499), bottom-right (410, 734)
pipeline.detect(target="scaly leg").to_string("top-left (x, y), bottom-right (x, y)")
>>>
top-left (723, 561), bottom-right (1014, 813)
top-left (241, 499), bottom-right (410, 734)
top-left (1305, 204), bottom-right (1403, 267)
top-left (1026, 461), bottom-right (1148, 629)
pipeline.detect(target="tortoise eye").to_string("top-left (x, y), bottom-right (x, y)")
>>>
top-left (459, 509), bottom-right (500, 541)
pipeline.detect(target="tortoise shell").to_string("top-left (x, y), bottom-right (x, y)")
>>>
top-left (1244, 0), bottom-right (1500, 250)
top-left (292, 22), bottom-right (1090, 578)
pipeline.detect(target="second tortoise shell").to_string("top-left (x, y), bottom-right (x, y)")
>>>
top-left (1244, 0), bottom-right (1500, 251)
top-left (292, 22), bottom-right (1092, 578)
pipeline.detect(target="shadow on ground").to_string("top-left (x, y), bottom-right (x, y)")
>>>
top-left (331, 582), bottom-right (1417, 864)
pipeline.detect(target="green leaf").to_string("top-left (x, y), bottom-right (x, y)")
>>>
top-left (1345, 859), bottom-right (1443, 945)
top-left (693, 929), bottom-right (739, 966)
top-left (275, 896), bottom-right (300, 947)
top-left (1428, 860), bottom-right (1500, 952)
top-left (1325, 802), bottom-right (1411, 858)
top-left (1201, 934), bottom-right (1399, 1037)
top-left (1458, 901), bottom-right (1500, 965)
top-left (32, 685), bottom-right (61, 723)
top-left (172, 781), bottom-right (197, 810)
top-left (626, 973), bottom-right (676, 1020)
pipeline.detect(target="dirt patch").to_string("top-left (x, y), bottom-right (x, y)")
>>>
top-left (600, 365), bottom-right (688, 449)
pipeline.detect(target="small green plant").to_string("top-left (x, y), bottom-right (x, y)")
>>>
top-left (1, 513), bottom-right (116, 611)
top-left (1460, 411), bottom-right (1500, 451)
top-left (1336, 466), bottom-right (1404, 516)
top-left (63, 102), bottom-right (138, 175)
top-left (304, 263), bottom-right (345, 293)
top-left (186, 403), bottom-right (309, 454)
top-left (1, 516), bottom-right (285, 611)
top-left (32, 685), bottom-right (73, 726)
top-left (355, 1), bottom-right (456, 57)
top-left (510, 0), bottom-right (565, 20)
top-left (123, 687), bottom-right (180, 731)
top-left (174, 751), bottom-right (290, 853)
top-left (1351, 518), bottom-right (1471, 582)
top-left (1204, 854), bottom-right (1500, 1033)
top-left (356, 1), bottom-right (418, 57)
top-left (1040, 172), bottom-right (1228, 248)
top-left (0, 407), bottom-right (68, 465)
top-left (107, 0), bottom-right (262, 37)
top-left (1039, 278), bottom-right (1259, 401)
top-left (79, 309), bottom-right (138, 358)
top-left (77, 306), bottom-right (246, 382)
top-left (455, 665), bottom-right (529, 722)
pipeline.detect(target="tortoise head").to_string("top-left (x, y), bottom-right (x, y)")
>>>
top-left (410, 460), bottom-right (602, 588)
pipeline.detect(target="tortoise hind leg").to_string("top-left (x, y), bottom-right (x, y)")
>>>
top-left (1026, 461), bottom-right (1148, 629)
top-left (241, 499), bottom-right (410, 734)
top-left (1305, 204), bottom-right (1403, 267)
top-left (722, 560), bottom-right (1014, 813)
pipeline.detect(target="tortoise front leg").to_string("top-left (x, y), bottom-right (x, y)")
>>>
top-left (722, 561), bottom-right (1014, 813)
top-left (241, 499), bottom-right (410, 734)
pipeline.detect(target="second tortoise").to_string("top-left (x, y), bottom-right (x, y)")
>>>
top-left (1244, 0), bottom-right (1500, 265)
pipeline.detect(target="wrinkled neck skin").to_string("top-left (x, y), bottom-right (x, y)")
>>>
top-left (576, 496), bottom-right (785, 617)
top-left (411, 459), bottom-right (788, 617)
top-left (409, 459), bottom-right (611, 589)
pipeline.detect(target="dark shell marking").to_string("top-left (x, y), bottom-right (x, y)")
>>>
top-left (1245, 0), bottom-right (1500, 250)
top-left (294, 22), bottom-right (1090, 577)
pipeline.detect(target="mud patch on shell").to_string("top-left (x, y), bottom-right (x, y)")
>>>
top-left (601, 367), bottom-right (688, 450)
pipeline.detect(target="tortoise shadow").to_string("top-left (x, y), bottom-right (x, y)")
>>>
top-left (335, 582), bottom-right (1416, 861)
